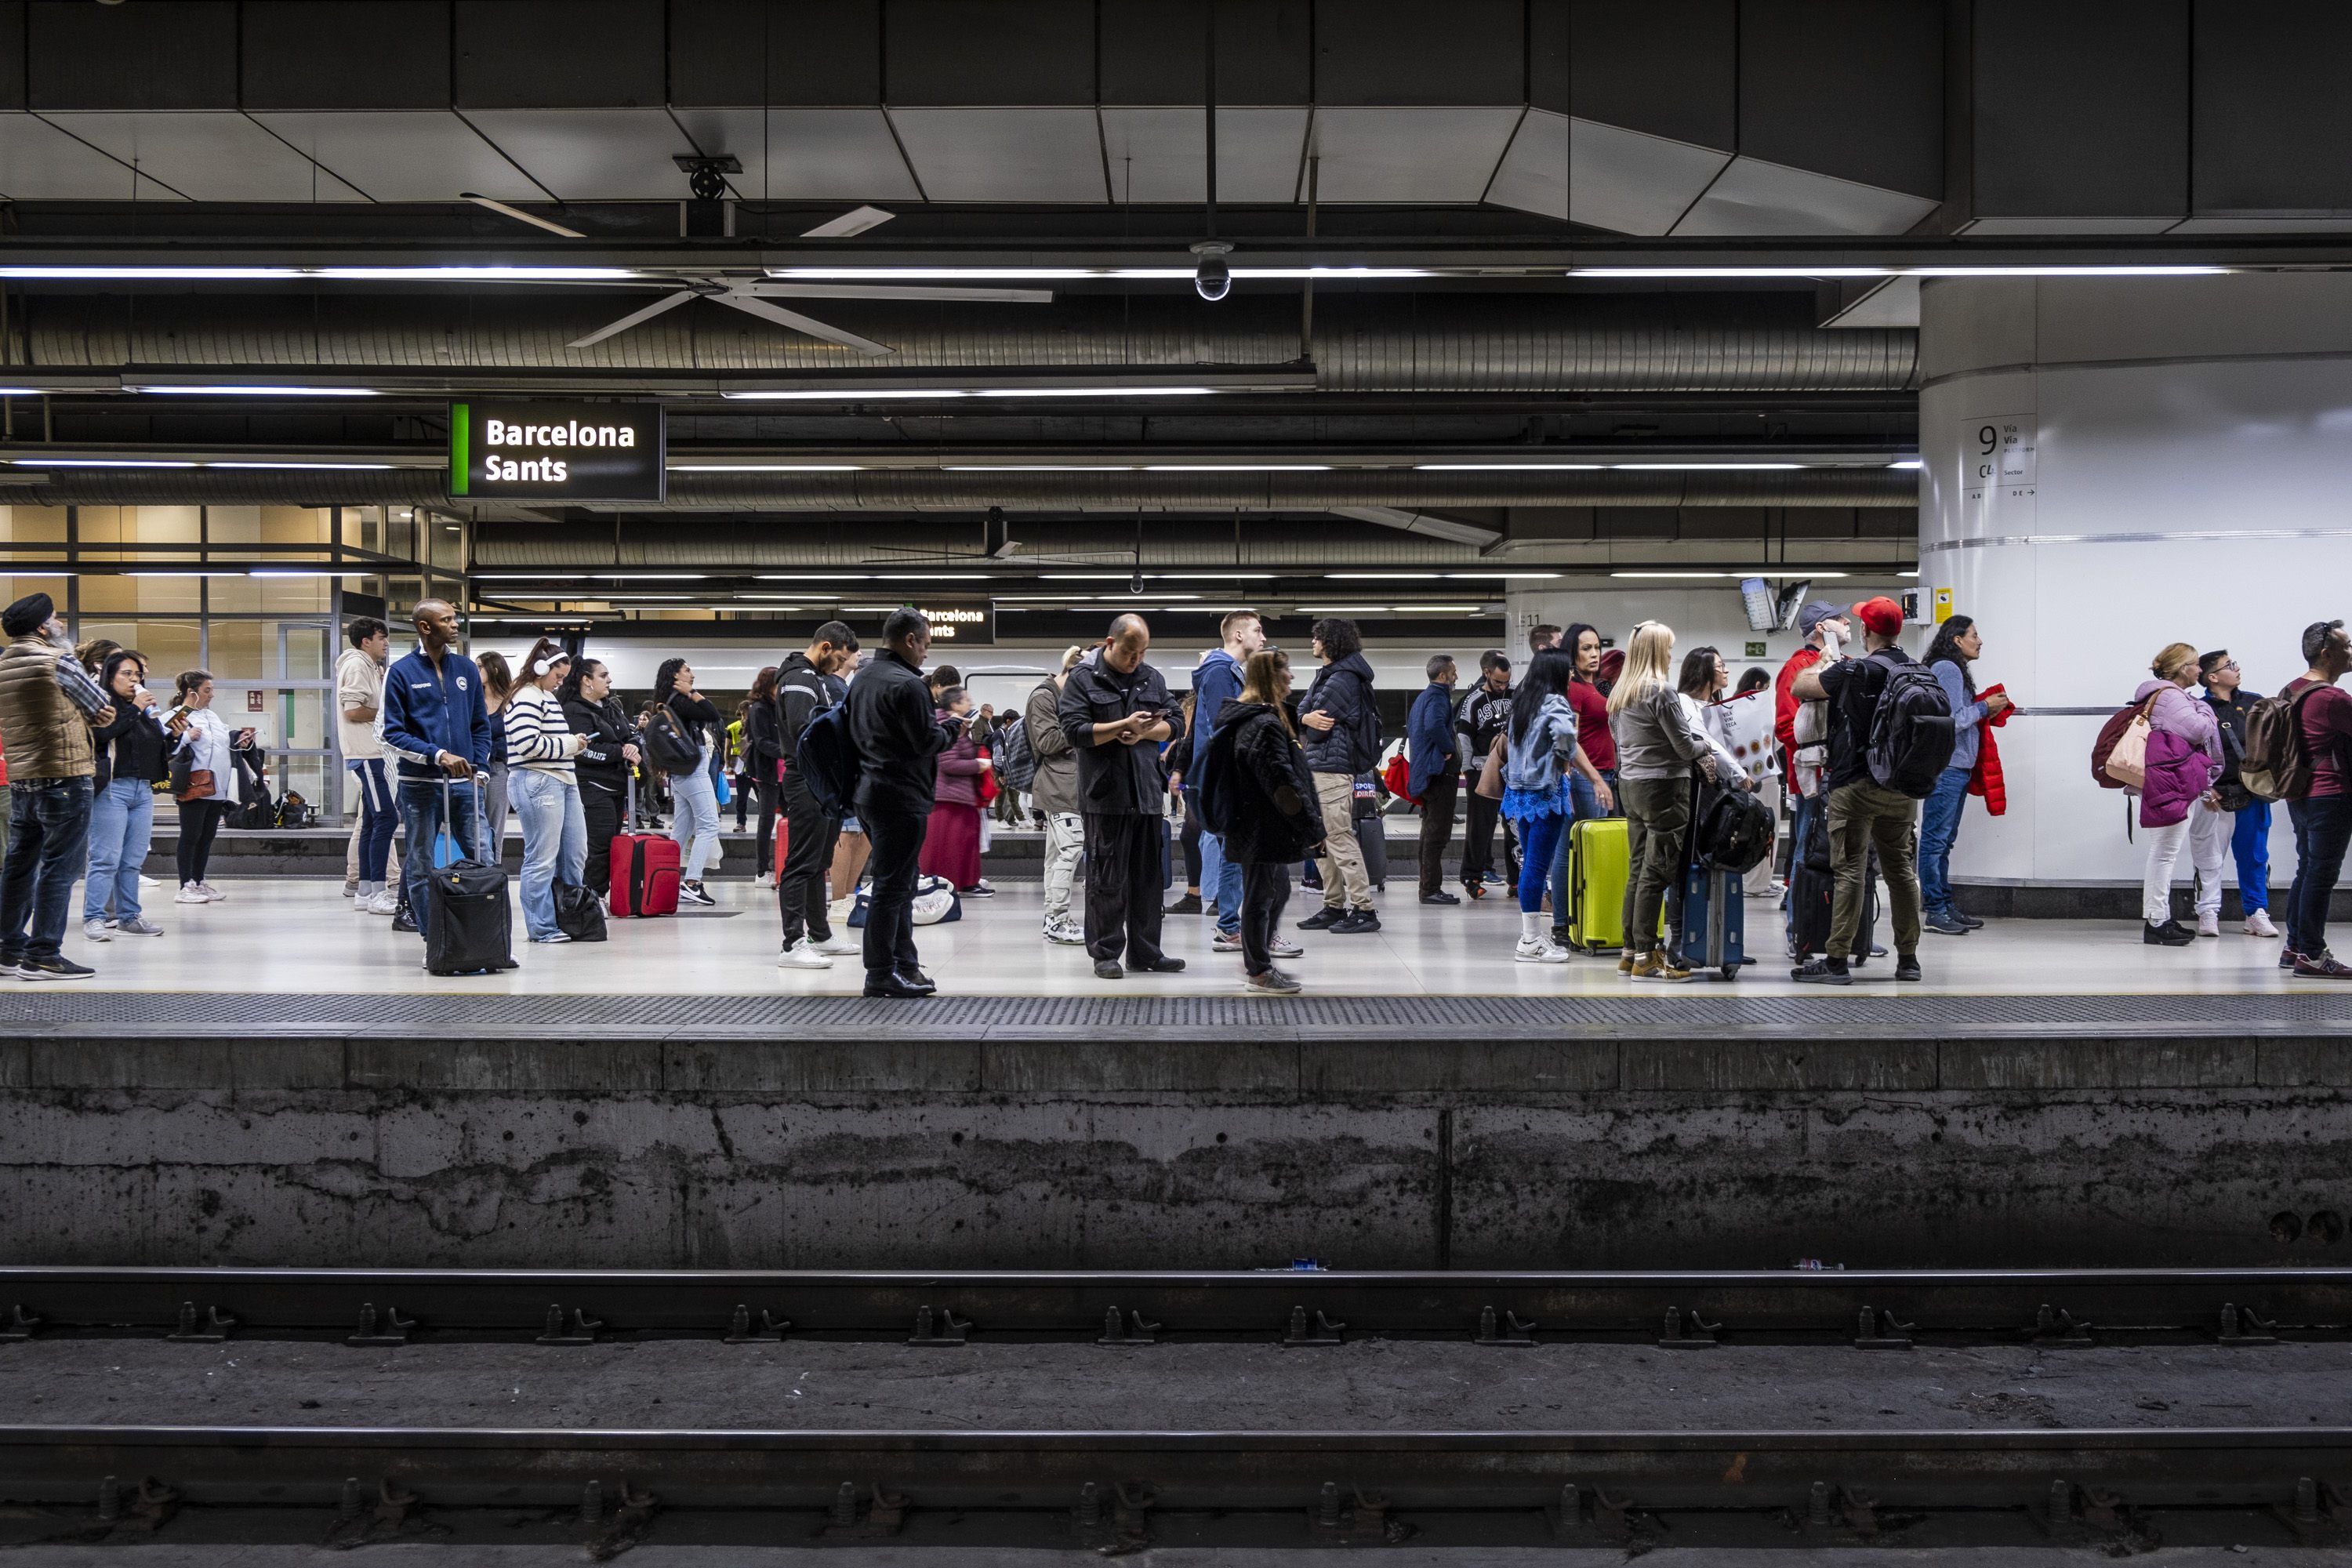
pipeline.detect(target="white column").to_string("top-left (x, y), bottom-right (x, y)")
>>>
top-left (1920, 273), bottom-right (2352, 891)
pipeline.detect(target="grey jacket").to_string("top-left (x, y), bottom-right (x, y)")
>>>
top-left (1608, 681), bottom-right (1712, 782)
top-left (1023, 676), bottom-right (1080, 817)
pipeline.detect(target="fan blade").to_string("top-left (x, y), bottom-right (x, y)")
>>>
top-left (566, 289), bottom-right (699, 349)
top-left (713, 292), bottom-right (893, 357)
top-left (801, 205), bottom-right (896, 238)
top-left (743, 282), bottom-right (1052, 304)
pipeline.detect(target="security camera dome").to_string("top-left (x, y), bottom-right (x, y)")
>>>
top-left (1191, 241), bottom-right (1232, 303)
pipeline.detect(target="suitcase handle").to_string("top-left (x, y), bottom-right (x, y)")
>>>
top-left (437, 771), bottom-right (486, 865)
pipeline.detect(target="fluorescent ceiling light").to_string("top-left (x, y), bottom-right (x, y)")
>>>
top-left (0, 265), bottom-right (640, 281)
top-left (0, 388), bottom-right (46, 396)
top-left (1897, 570), bottom-right (1920, 579)
top-left (945, 465), bottom-right (1138, 472)
top-left (124, 569), bottom-right (244, 577)
top-left (669, 463), bottom-right (865, 473)
top-left (1453, 572), bottom-right (1561, 579)
top-left (132, 385), bottom-right (379, 397)
top-left (1611, 569), bottom-right (1849, 579)
top-left (1144, 463), bottom-right (1330, 472)
top-left (873, 573), bottom-right (993, 581)
top-left (1324, 572), bottom-right (1443, 580)
top-left (1568, 265), bottom-right (2230, 279)
top-left (1296, 604), bottom-right (1394, 614)
top-left (1887, 459), bottom-right (1924, 470)
top-left (1414, 462), bottom-right (1603, 471)
top-left (765, 267), bottom-right (1431, 281)
top-left (1610, 571), bottom-right (1735, 579)
top-left (754, 574), bottom-right (874, 581)
top-left (977, 387), bottom-right (1214, 399)
top-left (1404, 605), bottom-right (1486, 614)
top-left (247, 568), bottom-right (340, 577)
top-left (1613, 463), bottom-right (1804, 471)
top-left (721, 387), bottom-right (1217, 401)
top-left (10, 458), bottom-right (196, 468)
top-left (209, 461), bottom-right (394, 470)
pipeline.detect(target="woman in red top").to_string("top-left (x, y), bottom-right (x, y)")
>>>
top-left (1547, 623), bottom-right (1621, 937)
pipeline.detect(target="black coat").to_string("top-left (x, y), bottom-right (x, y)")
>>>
top-left (562, 693), bottom-right (638, 795)
top-left (1201, 699), bottom-right (1327, 866)
top-left (847, 647), bottom-right (959, 818)
top-left (90, 702), bottom-right (170, 789)
top-left (1300, 651), bottom-right (1381, 774)
top-left (1057, 648), bottom-right (1184, 816)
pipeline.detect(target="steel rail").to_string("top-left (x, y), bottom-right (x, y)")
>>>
top-left (1, 1424), bottom-right (2348, 1515)
top-left (3, 1267), bottom-right (2346, 1346)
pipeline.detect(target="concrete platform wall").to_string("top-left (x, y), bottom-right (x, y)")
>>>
top-left (2, 1034), bottom-right (2343, 1272)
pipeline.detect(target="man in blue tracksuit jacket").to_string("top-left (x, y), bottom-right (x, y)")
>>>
top-left (1187, 609), bottom-right (1265, 944)
top-left (379, 597), bottom-right (493, 931)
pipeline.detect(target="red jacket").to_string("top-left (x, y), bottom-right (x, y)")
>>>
top-left (1967, 684), bottom-right (2011, 816)
top-left (1773, 645), bottom-right (1822, 773)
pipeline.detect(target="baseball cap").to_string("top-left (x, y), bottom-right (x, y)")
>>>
top-left (1850, 596), bottom-right (1904, 638)
top-left (1795, 600), bottom-right (1842, 637)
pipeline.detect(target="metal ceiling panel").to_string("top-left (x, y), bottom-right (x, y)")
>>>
top-left (1673, 155), bottom-right (1938, 236)
top-left (251, 111), bottom-right (544, 203)
top-left (1305, 107), bottom-right (1524, 205)
top-left (1957, 215), bottom-right (2181, 235)
top-left (462, 109), bottom-right (701, 201)
top-left (670, 109), bottom-right (920, 203)
top-left (886, 109), bottom-right (1107, 204)
top-left (2169, 216), bottom-right (2352, 234)
top-left (0, 112), bottom-right (162, 201)
top-left (1098, 108), bottom-right (1308, 205)
top-left (1486, 109), bottom-right (1730, 234)
top-left (38, 113), bottom-right (364, 202)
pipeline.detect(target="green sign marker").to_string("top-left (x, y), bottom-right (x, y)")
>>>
top-left (448, 402), bottom-right (470, 495)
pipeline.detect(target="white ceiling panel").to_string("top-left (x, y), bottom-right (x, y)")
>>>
top-left (1674, 155), bottom-right (1938, 237)
top-left (671, 108), bottom-right (920, 202)
top-left (463, 109), bottom-right (700, 201)
top-left (1959, 215), bottom-right (2187, 235)
top-left (251, 111), bottom-right (544, 203)
top-left (887, 109), bottom-right (1106, 204)
top-left (1485, 109), bottom-right (1731, 234)
top-left (0, 112), bottom-right (167, 201)
top-left (1305, 107), bottom-right (1524, 205)
top-left (1098, 108), bottom-right (1308, 204)
top-left (40, 112), bottom-right (363, 201)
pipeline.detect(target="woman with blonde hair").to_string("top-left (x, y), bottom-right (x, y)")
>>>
top-left (2134, 639), bottom-right (2223, 946)
top-left (1606, 621), bottom-right (1719, 981)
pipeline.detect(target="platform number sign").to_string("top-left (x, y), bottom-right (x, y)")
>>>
top-left (1962, 415), bottom-right (2036, 503)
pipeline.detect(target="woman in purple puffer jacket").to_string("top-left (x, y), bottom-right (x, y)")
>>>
top-left (2136, 641), bottom-right (2223, 947)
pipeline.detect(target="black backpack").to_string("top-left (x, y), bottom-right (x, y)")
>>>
top-left (1864, 651), bottom-right (1956, 798)
top-left (795, 701), bottom-right (860, 816)
top-left (1696, 789), bottom-right (1775, 873)
top-left (641, 702), bottom-right (702, 774)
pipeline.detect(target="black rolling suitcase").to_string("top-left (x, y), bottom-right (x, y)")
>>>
top-left (1788, 841), bottom-right (1877, 965)
top-left (425, 779), bottom-right (516, 975)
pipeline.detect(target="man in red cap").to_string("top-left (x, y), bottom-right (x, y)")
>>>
top-left (1788, 596), bottom-right (1928, 984)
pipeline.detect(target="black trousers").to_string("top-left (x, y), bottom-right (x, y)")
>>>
top-left (860, 806), bottom-right (926, 982)
top-left (1240, 859), bottom-right (1291, 975)
top-left (753, 776), bottom-right (781, 876)
top-left (777, 771), bottom-right (842, 945)
top-left (1461, 782), bottom-right (1518, 886)
top-left (176, 798), bottom-right (227, 885)
top-left (1417, 771), bottom-right (1460, 899)
top-left (580, 777), bottom-right (623, 895)
top-left (1083, 811), bottom-right (1167, 965)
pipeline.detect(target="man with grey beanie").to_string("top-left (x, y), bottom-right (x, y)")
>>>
top-left (0, 592), bottom-right (116, 978)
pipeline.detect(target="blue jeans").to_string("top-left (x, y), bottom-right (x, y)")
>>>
top-left (2288, 794), bottom-right (2352, 959)
top-left (1516, 808), bottom-right (1567, 915)
top-left (397, 776), bottom-right (480, 929)
top-left (510, 768), bottom-right (587, 940)
top-left (1199, 826), bottom-right (1243, 935)
top-left (1917, 766), bottom-right (1972, 916)
top-left (2233, 798), bottom-right (2272, 914)
top-left (83, 776), bottom-right (154, 924)
top-left (349, 757), bottom-right (396, 885)
top-left (1785, 787), bottom-right (1820, 942)
top-left (1, 777), bottom-right (93, 962)
top-left (670, 747), bottom-right (720, 880)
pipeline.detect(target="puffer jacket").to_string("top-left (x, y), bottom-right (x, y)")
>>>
top-left (1202, 699), bottom-right (1327, 865)
top-left (0, 637), bottom-right (96, 780)
top-left (932, 709), bottom-right (985, 808)
top-left (2134, 677), bottom-right (2220, 829)
top-left (1300, 651), bottom-right (1381, 775)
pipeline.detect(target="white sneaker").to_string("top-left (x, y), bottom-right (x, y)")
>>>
top-left (1270, 936), bottom-right (1305, 960)
top-left (2197, 913), bottom-right (2221, 938)
top-left (195, 882), bottom-right (226, 901)
top-left (1044, 918), bottom-right (1086, 946)
top-left (173, 884), bottom-right (209, 905)
top-left (776, 938), bottom-right (833, 970)
top-left (82, 919), bottom-right (111, 942)
top-left (1514, 936), bottom-right (1570, 964)
top-left (529, 931), bottom-right (573, 945)
top-left (2246, 909), bottom-right (2280, 938)
top-left (755, 872), bottom-right (776, 888)
top-left (811, 933), bottom-right (859, 956)
top-left (366, 889), bottom-right (401, 915)
top-left (114, 918), bottom-right (165, 937)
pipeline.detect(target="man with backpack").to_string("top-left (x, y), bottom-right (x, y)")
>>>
top-left (2198, 650), bottom-right (2278, 940)
top-left (2277, 619), bottom-right (2352, 978)
top-left (1788, 596), bottom-right (1947, 985)
top-left (773, 620), bottom-right (860, 971)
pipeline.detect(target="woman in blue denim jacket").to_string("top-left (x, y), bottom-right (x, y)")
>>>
top-left (1501, 648), bottom-right (1580, 964)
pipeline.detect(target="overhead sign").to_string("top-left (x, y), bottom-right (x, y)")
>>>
top-left (448, 401), bottom-right (666, 502)
top-left (916, 603), bottom-right (995, 644)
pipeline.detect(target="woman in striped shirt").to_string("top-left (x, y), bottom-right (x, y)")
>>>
top-left (506, 638), bottom-right (590, 943)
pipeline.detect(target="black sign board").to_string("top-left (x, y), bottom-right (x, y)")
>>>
top-left (448, 401), bottom-right (666, 502)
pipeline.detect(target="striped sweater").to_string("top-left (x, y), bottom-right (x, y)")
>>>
top-left (503, 683), bottom-right (583, 779)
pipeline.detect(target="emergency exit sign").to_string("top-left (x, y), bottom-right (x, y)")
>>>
top-left (448, 401), bottom-right (666, 502)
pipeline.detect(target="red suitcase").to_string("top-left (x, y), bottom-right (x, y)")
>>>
top-left (772, 813), bottom-right (789, 881)
top-left (610, 782), bottom-right (681, 917)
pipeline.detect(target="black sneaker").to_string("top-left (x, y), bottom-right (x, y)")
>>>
top-left (391, 909), bottom-right (419, 934)
top-left (1331, 909), bottom-right (1381, 935)
top-left (1791, 956), bottom-right (1852, 985)
top-left (1924, 910), bottom-right (1970, 936)
top-left (1296, 907), bottom-right (1345, 931)
top-left (1952, 909), bottom-right (1986, 929)
top-left (1894, 954), bottom-right (1923, 982)
top-left (19, 956), bottom-right (94, 982)
top-left (2143, 920), bottom-right (2195, 947)
top-left (1094, 958), bottom-right (1124, 979)
top-left (1420, 890), bottom-right (1461, 906)
top-left (1165, 893), bottom-right (1203, 915)
top-left (1134, 956), bottom-right (1186, 973)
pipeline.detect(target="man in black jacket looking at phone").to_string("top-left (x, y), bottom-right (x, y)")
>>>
top-left (845, 609), bottom-right (961, 998)
top-left (1059, 614), bottom-right (1185, 979)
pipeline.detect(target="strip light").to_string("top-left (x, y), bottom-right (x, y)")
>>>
top-left (670, 463), bottom-right (866, 472)
top-left (720, 387), bottom-right (1219, 401)
top-left (0, 266), bottom-right (641, 281)
top-left (1415, 463), bottom-right (1603, 471)
top-left (1888, 459), bottom-right (1924, 470)
top-left (132, 386), bottom-right (379, 397)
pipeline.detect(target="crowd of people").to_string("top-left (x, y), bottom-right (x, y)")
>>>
top-left (2, 586), bottom-right (2350, 989)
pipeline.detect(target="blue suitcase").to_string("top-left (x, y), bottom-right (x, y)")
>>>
top-left (1677, 859), bottom-right (1747, 981)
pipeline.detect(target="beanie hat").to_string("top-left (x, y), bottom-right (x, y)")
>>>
top-left (2, 593), bottom-right (53, 638)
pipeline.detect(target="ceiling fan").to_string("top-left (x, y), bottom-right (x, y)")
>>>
top-left (564, 274), bottom-right (1051, 356)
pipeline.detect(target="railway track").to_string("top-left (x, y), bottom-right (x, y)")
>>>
top-left (2, 1265), bottom-right (2347, 1347)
